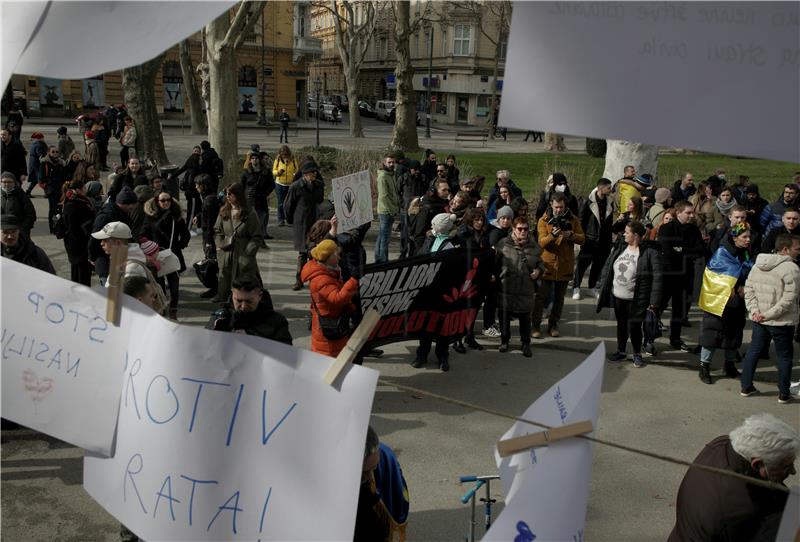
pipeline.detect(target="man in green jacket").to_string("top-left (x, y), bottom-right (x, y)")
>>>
top-left (375, 153), bottom-right (399, 263)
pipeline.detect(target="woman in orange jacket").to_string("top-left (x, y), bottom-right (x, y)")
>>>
top-left (301, 239), bottom-right (360, 357)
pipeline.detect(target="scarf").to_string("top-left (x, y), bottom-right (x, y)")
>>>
top-left (716, 198), bottom-right (736, 216)
top-left (431, 234), bottom-right (450, 252)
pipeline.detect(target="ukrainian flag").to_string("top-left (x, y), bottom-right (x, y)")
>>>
top-left (698, 246), bottom-right (751, 317)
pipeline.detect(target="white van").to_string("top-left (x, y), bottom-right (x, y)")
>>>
top-left (375, 100), bottom-right (395, 122)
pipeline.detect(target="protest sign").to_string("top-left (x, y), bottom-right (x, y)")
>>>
top-left (484, 343), bottom-right (605, 541)
top-left (0, 258), bottom-right (127, 456)
top-left (331, 170), bottom-right (373, 232)
top-left (499, 2), bottom-right (799, 162)
top-left (84, 309), bottom-right (379, 541)
top-left (359, 248), bottom-right (493, 348)
top-left (776, 486), bottom-right (799, 542)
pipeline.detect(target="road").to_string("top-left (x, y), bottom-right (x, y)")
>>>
top-left (1, 128), bottom-right (797, 541)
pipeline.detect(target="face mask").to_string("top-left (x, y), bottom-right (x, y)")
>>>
top-left (555, 184), bottom-right (566, 193)
top-left (1, 187), bottom-right (9, 194)
top-left (717, 174), bottom-right (725, 180)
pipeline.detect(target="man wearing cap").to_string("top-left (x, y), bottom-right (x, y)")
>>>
top-left (1, 172), bottom-right (36, 236)
top-left (91, 221), bottom-right (147, 283)
top-left (1, 129), bottom-right (28, 182)
top-left (1, 214), bottom-right (55, 274)
top-left (56, 126), bottom-right (75, 161)
top-left (375, 153), bottom-right (400, 263)
top-left (90, 187), bottom-right (137, 284)
top-left (25, 132), bottom-right (48, 196)
top-left (284, 162), bottom-right (324, 289)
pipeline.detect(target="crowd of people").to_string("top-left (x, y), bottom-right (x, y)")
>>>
top-left (2, 122), bottom-right (799, 400)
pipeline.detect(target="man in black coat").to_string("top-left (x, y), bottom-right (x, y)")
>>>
top-left (278, 108), bottom-right (290, 143)
top-left (398, 159), bottom-right (427, 258)
top-left (89, 187), bottom-right (136, 284)
top-left (657, 200), bottom-right (705, 351)
top-left (761, 207), bottom-right (799, 255)
top-left (743, 184), bottom-right (769, 235)
top-left (284, 162), bottom-right (324, 290)
top-left (1, 172), bottom-right (36, 236)
top-left (670, 172), bottom-right (696, 204)
top-left (412, 178), bottom-right (450, 254)
top-left (199, 140), bottom-right (223, 183)
top-left (209, 280), bottom-right (292, 345)
top-left (240, 153), bottom-right (276, 243)
top-left (573, 177), bottom-right (615, 299)
top-left (1, 214), bottom-right (55, 274)
top-left (1, 129), bottom-right (27, 182)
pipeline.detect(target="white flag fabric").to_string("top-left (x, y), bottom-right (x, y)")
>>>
top-left (500, 2), bottom-right (800, 162)
top-left (1, 258), bottom-right (128, 456)
top-left (2, 1), bottom-right (236, 88)
top-left (483, 343), bottom-right (605, 541)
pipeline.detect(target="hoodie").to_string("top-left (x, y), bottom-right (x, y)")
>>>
top-left (744, 253), bottom-right (800, 327)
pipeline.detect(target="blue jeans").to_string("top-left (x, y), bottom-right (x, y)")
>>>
top-left (741, 323), bottom-right (795, 396)
top-left (700, 347), bottom-right (737, 365)
top-left (275, 184), bottom-right (289, 224)
top-left (374, 214), bottom-right (394, 263)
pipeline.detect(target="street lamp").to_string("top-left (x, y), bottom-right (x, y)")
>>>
top-left (314, 76), bottom-right (321, 148)
top-left (258, 11), bottom-right (268, 126)
top-left (425, 27), bottom-right (434, 139)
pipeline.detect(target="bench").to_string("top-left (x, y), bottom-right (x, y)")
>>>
top-left (454, 131), bottom-right (488, 147)
top-left (265, 122), bottom-right (299, 137)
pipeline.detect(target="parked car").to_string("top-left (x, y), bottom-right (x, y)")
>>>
top-left (388, 106), bottom-right (421, 126)
top-left (358, 100), bottom-right (376, 117)
top-left (320, 103), bottom-right (341, 122)
top-left (375, 100), bottom-right (395, 122)
top-left (332, 94), bottom-right (349, 112)
top-left (307, 98), bottom-right (320, 117)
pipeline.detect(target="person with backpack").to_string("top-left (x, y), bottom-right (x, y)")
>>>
top-left (645, 188), bottom-right (672, 230)
top-left (200, 140), bottom-right (224, 183)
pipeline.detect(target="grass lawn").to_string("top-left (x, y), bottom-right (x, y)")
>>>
top-left (434, 150), bottom-right (800, 201)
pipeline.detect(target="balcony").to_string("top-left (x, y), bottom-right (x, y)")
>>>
top-left (293, 35), bottom-right (322, 63)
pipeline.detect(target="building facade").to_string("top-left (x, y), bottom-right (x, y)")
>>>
top-left (8, 2), bottom-right (321, 121)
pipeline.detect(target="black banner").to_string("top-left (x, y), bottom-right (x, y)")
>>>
top-left (360, 248), bottom-right (494, 348)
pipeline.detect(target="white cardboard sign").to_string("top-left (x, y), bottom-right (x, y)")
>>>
top-left (332, 170), bottom-right (374, 232)
top-left (1, 258), bottom-right (127, 456)
top-left (84, 310), bottom-right (379, 541)
top-left (500, 2), bottom-right (800, 162)
top-left (484, 343), bottom-right (605, 541)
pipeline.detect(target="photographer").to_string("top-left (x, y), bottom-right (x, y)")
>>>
top-left (207, 279), bottom-right (292, 345)
top-left (532, 193), bottom-right (585, 338)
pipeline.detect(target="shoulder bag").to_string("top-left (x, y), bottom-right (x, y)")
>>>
top-left (156, 219), bottom-right (181, 277)
top-left (311, 295), bottom-right (352, 340)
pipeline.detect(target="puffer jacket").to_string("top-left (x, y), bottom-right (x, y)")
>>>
top-left (300, 259), bottom-right (359, 357)
top-left (537, 209), bottom-right (585, 281)
top-left (494, 235), bottom-right (545, 313)
top-left (744, 253), bottom-right (800, 327)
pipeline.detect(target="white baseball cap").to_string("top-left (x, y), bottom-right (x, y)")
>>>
top-left (91, 221), bottom-right (131, 240)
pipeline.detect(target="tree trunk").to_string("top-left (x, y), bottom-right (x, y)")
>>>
top-left (544, 132), bottom-right (567, 152)
top-left (602, 140), bottom-right (659, 181)
top-left (122, 55), bottom-right (168, 164)
top-left (344, 69), bottom-right (365, 139)
top-left (390, 0), bottom-right (419, 152)
top-left (179, 39), bottom-right (207, 135)
top-left (487, 42), bottom-right (501, 138)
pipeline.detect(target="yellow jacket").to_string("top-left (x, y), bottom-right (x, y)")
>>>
top-left (272, 156), bottom-right (298, 186)
top-left (617, 181), bottom-right (641, 218)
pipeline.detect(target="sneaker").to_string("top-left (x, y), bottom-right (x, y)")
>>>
top-left (592, 288), bottom-right (601, 300)
top-left (411, 357), bottom-right (427, 369)
top-left (643, 342), bottom-right (657, 357)
top-left (522, 344), bottom-right (532, 358)
top-left (548, 326), bottom-right (560, 338)
top-left (499, 343), bottom-right (509, 353)
top-left (572, 287), bottom-right (581, 301)
top-left (439, 359), bottom-right (450, 372)
top-left (608, 352), bottom-right (627, 362)
top-left (633, 355), bottom-right (645, 368)
top-left (739, 386), bottom-right (759, 397)
top-left (482, 325), bottom-right (501, 338)
top-left (778, 394), bottom-right (792, 404)
top-left (466, 339), bottom-right (484, 351)
top-left (670, 340), bottom-right (692, 352)
top-left (531, 328), bottom-right (542, 339)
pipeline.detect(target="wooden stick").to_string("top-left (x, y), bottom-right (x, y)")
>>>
top-left (496, 420), bottom-right (594, 458)
top-left (105, 243), bottom-right (128, 326)
top-left (323, 309), bottom-right (381, 386)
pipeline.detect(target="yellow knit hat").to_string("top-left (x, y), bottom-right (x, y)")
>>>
top-left (310, 239), bottom-right (338, 262)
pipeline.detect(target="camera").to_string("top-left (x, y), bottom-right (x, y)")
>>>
top-left (547, 214), bottom-right (573, 233)
top-left (208, 306), bottom-right (233, 332)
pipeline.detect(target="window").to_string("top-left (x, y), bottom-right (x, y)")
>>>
top-left (476, 95), bottom-right (491, 118)
top-left (424, 30), bottom-right (431, 57)
top-left (499, 37), bottom-right (508, 59)
top-left (298, 5), bottom-right (306, 37)
top-left (453, 24), bottom-right (471, 56)
top-left (380, 37), bottom-right (388, 60)
top-left (441, 28), bottom-right (447, 55)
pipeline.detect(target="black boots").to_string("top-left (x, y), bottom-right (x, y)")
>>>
top-left (699, 363), bottom-right (712, 385)
top-left (724, 361), bottom-right (741, 379)
top-left (293, 253), bottom-right (307, 290)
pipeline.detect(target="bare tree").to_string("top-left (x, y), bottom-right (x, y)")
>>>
top-left (316, 0), bottom-right (378, 138)
top-left (179, 39), bottom-right (207, 135)
top-left (544, 133), bottom-right (567, 152)
top-left (603, 140), bottom-right (659, 181)
top-left (121, 54), bottom-right (168, 164)
top-left (204, 2), bottom-right (265, 180)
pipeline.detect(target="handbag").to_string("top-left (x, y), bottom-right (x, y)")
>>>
top-left (193, 258), bottom-right (219, 289)
top-left (643, 308), bottom-right (664, 342)
top-left (311, 296), bottom-right (352, 341)
top-left (156, 219), bottom-right (181, 277)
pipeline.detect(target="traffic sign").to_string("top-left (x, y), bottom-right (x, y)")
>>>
top-left (431, 95), bottom-right (437, 103)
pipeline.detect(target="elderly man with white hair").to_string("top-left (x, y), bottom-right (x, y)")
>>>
top-left (669, 413), bottom-right (799, 542)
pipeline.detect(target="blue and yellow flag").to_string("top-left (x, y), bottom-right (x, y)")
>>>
top-left (698, 246), bottom-right (751, 317)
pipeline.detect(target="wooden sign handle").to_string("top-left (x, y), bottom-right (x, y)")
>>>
top-left (496, 420), bottom-right (594, 458)
top-left (323, 309), bottom-right (381, 386)
top-left (105, 243), bottom-right (128, 326)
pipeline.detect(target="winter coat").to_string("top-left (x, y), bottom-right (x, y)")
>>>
top-left (214, 208), bottom-right (263, 287)
top-left (142, 199), bottom-right (191, 271)
top-left (420, 159), bottom-right (437, 184)
top-left (400, 171), bottom-right (428, 213)
top-left (412, 193), bottom-right (449, 249)
top-left (494, 235), bottom-right (545, 313)
top-left (84, 139), bottom-right (100, 171)
top-left (240, 167), bottom-right (275, 211)
top-left (62, 192), bottom-right (95, 264)
top-left (487, 224), bottom-right (509, 248)
top-left (1, 236), bottom-right (55, 274)
top-left (657, 219), bottom-right (705, 276)
top-left (129, 185), bottom-right (155, 240)
top-left (174, 153), bottom-right (201, 194)
top-left (762, 224), bottom-right (799, 255)
top-left (486, 180), bottom-right (523, 220)
top-left (454, 224), bottom-right (489, 252)
top-left (580, 188), bottom-right (615, 243)
top-left (108, 168), bottom-right (145, 202)
top-left (27, 139), bottom-right (47, 183)
top-left (89, 200), bottom-right (132, 277)
top-left (300, 259), bottom-right (359, 357)
top-left (1, 187), bottom-right (36, 235)
top-left (272, 156), bottom-right (298, 187)
top-left (537, 209), bottom-right (585, 282)
top-left (230, 290), bottom-right (293, 345)
top-left (1, 138), bottom-right (28, 180)
top-left (760, 198), bottom-right (797, 236)
top-left (283, 178), bottom-right (325, 251)
top-left (445, 166), bottom-right (460, 193)
top-left (744, 253), bottom-right (800, 327)
top-left (57, 134), bottom-right (75, 161)
top-left (534, 188), bottom-right (579, 221)
top-left (376, 167), bottom-right (400, 215)
top-left (668, 436), bottom-right (788, 542)
top-left (744, 195), bottom-right (769, 234)
top-left (596, 241), bottom-right (663, 320)
top-left (689, 193), bottom-right (723, 236)
top-left (670, 181), bottom-right (696, 204)
top-left (120, 125), bottom-right (137, 147)
top-left (698, 238), bottom-right (753, 349)
top-left (39, 155), bottom-right (67, 197)
top-left (200, 148), bottom-right (223, 179)
top-left (645, 202), bottom-right (668, 230)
